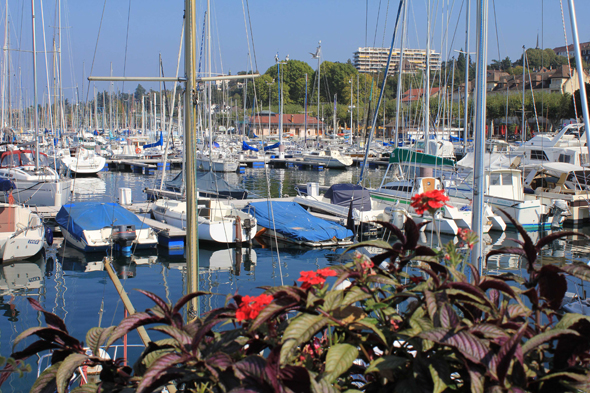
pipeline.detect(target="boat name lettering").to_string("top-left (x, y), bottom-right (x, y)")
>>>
top-left (28, 240), bottom-right (40, 244)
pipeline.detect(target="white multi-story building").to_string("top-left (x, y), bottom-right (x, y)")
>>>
top-left (353, 47), bottom-right (442, 74)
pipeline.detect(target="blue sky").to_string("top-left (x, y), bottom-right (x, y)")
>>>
top-left (6, 0), bottom-right (590, 101)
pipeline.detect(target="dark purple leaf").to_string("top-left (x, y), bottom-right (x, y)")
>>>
top-left (191, 319), bottom-right (223, 353)
top-left (520, 288), bottom-right (539, 309)
top-left (489, 289), bottom-right (500, 308)
top-left (27, 298), bottom-right (68, 333)
top-left (405, 218), bottom-right (422, 250)
top-left (248, 302), bottom-right (291, 332)
top-left (171, 291), bottom-right (210, 315)
top-left (468, 264), bottom-right (481, 285)
top-left (561, 262), bottom-right (590, 282)
top-left (373, 220), bottom-right (406, 245)
top-left (150, 325), bottom-right (192, 346)
top-left (446, 282), bottom-right (489, 303)
top-left (494, 322), bottom-right (527, 383)
top-left (419, 328), bottom-right (490, 364)
top-left (535, 231), bottom-right (587, 253)
top-left (279, 365), bottom-right (311, 393)
top-left (555, 319), bottom-right (590, 369)
top-left (106, 312), bottom-right (164, 348)
top-left (136, 352), bottom-right (184, 393)
top-left (485, 247), bottom-right (527, 264)
top-left (478, 278), bottom-right (517, 298)
top-left (207, 352), bottom-right (233, 371)
top-left (371, 250), bottom-right (399, 266)
top-left (538, 265), bottom-right (567, 310)
top-left (521, 328), bottom-right (579, 355)
top-left (420, 259), bottom-right (448, 278)
top-left (506, 304), bottom-right (531, 319)
top-left (469, 324), bottom-right (510, 341)
top-left (488, 273), bottom-right (526, 285)
top-left (467, 367), bottom-right (484, 393)
top-left (235, 355), bottom-right (267, 380)
top-left (435, 304), bottom-right (460, 329)
top-left (11, 340), bottom-right (60, 361)
top-left (135, 289), bottom-right (171, 318)
top-left (497, 208), bottom-right (533, 250)
top-left (420, 268), bottom-right (441, 287)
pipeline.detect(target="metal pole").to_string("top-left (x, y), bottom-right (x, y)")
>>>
top-left (463, 0), bottom-right (471, 152)
top-left (470, 0), bottom-right (488, 273)
top-left (395, 0), bottom-right (408, 147)
top-left (423, 0), bottom-right (431, 154)
top-left (349, 79), bottom-right (353, 144)
top-left (184, 0), bottom-right (199, 319)
top-left (304, 73), bottom-right (308, 143)
top-left (521, 46), bottom-right (526, 144)
top-left (31, 0), bottom-right (40, 170)
top-left (567, 0), bottom-right (590, 150)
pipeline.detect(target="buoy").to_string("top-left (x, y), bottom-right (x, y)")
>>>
top-left (135, 147), bottom-right (141, 154)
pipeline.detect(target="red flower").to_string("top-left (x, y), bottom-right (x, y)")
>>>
top-left (409, 276), bottom-right (424, 284)
top-left (236, 293), bottom-right (273, 322)
top-left (410, 189), bottom-right (450, 215)
top-left (298, 268), bottom-right (337, 289)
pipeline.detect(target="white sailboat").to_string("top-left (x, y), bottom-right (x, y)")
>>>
top-left (58, 146), bottom-right (106, 175)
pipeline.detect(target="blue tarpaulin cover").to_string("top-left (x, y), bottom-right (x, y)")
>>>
top-left (324, 183), bottom-right (372, 211)
top-left (56, 202), bottom-right (148, 240)
top-left (247, 201), bottom-right (352, 243)
top-left (242, 141), bottom-right (259, 152)
top-left (263, 142), bottom-right (280, 151)
top-left (0, 179), bottom-right (14, 192)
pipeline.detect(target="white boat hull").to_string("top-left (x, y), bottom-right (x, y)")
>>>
top-left (0, 204), bottom-right (44, 262)
top-left (61, 226), bottom-right (158, 252)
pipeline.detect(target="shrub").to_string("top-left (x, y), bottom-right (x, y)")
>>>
top-left (3, 214), bottom-right (590, 392)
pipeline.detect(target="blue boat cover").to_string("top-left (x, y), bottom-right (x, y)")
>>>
top-left (144, 132), bottom-right (163, 149)
top-left (242, 141), bottom-right (259, 152)
top-left (324, 183), bottom-right (372, 212)
top-left (0, 179), bottom-right (14, 192)
top-left (264, 142), bottom-right (280, 151)
top-left (247, 201), bottom-right (352, 243)
top-left (56, 202), bottom-right (148, 240)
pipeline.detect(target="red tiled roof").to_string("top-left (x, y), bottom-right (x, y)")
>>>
top-left (400, 87), bottom-right (441, 102)
top-left (249, 114), bottom-right (324, 126)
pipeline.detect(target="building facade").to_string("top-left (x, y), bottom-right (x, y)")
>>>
top-left (553, 42), bottom-right (590, 63)
top-left (353, 47), bottom-right (442, 74)
top-left (248, 113), bottom-right (324, 138)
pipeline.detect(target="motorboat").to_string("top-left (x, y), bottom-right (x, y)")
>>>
top-left (56, 202), bottom-right (158, 253)
top-left (0, 149), bottom-right (72, 207)
top-left (151, 198), bottom-right (257, 244)
top-left (59, 147), bottom-right (106, 175)
top-left (301, 149), bottom-right (353, 168)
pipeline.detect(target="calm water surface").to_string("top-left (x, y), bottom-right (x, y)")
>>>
top-left (1, 166), bottom-right (588, 391)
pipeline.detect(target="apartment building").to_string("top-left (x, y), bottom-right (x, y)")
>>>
top-left (353, 47), bottom-right (442, 74)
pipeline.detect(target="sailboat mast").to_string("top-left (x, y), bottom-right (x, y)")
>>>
top-left (317, 41), bottom-right (321, 137)
top-left (304, 73), bottom-right (308, 144)
top-left (463, 0), bottom-right (470, 152)
top-left (31, 0), bottom-right (40, 170)
top-left (394, 0), bottom-right (408, 146)
top-left (207, 0), bottom-right (212, 159)
top-left (521, 46), bottom-right (525, 144)
top-left (567, 0), bottom-right (590, 149)
top-left (423, 0), bottom-right (431, 154)
top-left (1, 0), bottom-right (7, 129)
top-left (470, 0), bottom-right (488, 272)
top-left (184, 0), bottom-right (199, 317)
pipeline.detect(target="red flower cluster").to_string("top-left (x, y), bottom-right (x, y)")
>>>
top-left (410, 190), bottom-right (450, 215)
top-left (457, 228), bottom-right (475, 249)
top-left (298, 268), bottom-right (338, 290)
top-left (235, 293), bottom-right (273, 322)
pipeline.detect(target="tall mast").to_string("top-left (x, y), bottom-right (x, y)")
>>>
top-left (395, 0), bottom-right (408, 145)
top-left (521, 46), bottom-right (526, 144)
top-left (31, 0), bottom-right (40, 169)
top-left (207, 0), bottom-right (212, 159)
top-left (471, 0), bottom-right (489, 272)
top-left (423, 0), bottom-right (431, 154)
top-left (567, 0), bottom-right (590, 149)
top-left (1, 0), bottom-right (8, 129)
top-left (463, 0), bottom-right (470, 152)
top-left (184, 0), bottom-right (199, 317)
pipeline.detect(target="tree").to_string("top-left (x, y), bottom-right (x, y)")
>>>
top-left (134, 84), bottom-right (146, 100)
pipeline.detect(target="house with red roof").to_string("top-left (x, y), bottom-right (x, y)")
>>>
top-left (248, 112), bottom-right (324, 138)
top-left (400, 87), bottom-right (441, 106)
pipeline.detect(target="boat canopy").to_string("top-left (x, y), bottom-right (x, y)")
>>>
top-left (56, 202), bottom-right (148, 240)
top-left (457, 152), bottom-right (512, 170)
top-left (0, 150), bottom-right (49, 168)
top-left (389, 148), bottom-right (455, 167)
top-left (247, 201), bottom-right (352, 243)
top-left (324, 183), bottom-right (372, 212)
top-left (143, 132), bottom-right (163, 149)
top-left (0, 179), bottom-right (14, 191)
top-left (264, 142), bottom-right (280, 151)
top-left (242, 141), bottom-right (259, 152)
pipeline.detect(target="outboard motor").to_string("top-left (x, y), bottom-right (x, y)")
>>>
top-left (551, 199), bottom-right (570, 229)
top-left (112, 225), bottom-right (137, 256)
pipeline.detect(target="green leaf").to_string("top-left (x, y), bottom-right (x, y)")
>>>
top-left (85, 327), bottom-right (104, 357)
top-left (555, 313), bottom-right (590, 330)
top-left (142, 348), bottom-right (176, 369)
top-left (341, 287), bottom-right (371, 307)
top-left (344, 239), bottom-right (393, 254)
top-left (367, 274), bottom-right (400, 287)
top-left (56, 353), bottom-right (89, 393)
top-left (365, 355), bottom-right (408, 374)
top-left (322, 290), bottom-right (343, 312)
top-left (322, 344), bottom-right (358, 383)
top-left (30, 362), bottom-right (61, 393)
top-left (280, 314), bottom-right (329, 364)
top-left (310, 375), bottom-right (339, 393)
top-left (95, 326), bottom-right (116, 357)
top-left (306, 291), bottom-right (321, 309)
top-left (150, 325), bottom-right (192, 346)
top-left (352, 319), bottom-right (387, 345)
top-left (12, 327), bottom-right (48, 350)
top-left (521, 328), bottom-right (579, 354)
top-left (561, 262), bottom-right (590, 282)
top-left (70, 383), bottom-right (100, 393)
top-left (429, 364), bottom-right (448, 393)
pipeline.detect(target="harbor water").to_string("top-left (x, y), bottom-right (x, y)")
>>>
top-left (1, 166), bottom-right (589, 391)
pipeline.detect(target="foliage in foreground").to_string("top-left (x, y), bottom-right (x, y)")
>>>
top-left (3, 214), bottom-right (590, 392)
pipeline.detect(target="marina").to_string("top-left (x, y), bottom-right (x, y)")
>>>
top-left (0, 0), bottom-right (590, 391)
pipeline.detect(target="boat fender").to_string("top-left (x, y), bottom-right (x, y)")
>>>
top-left (235, 216), bottom-right (242, 243)
top-left (135, 147), bottom-right (141, 154)
top-left (45, 226), bottom-right (54, 246)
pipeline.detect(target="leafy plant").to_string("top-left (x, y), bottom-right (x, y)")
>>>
top-left (4, 215), bottom-right (590, 392)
